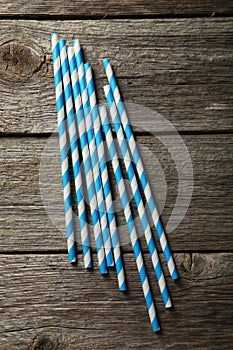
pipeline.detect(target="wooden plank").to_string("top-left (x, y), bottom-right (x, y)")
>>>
top-left (0, 253), bottom-right (232, 349)
top-left (0, 0), bottom-right (232, 17)
top-left (0, 134), bottom-right (232, 252)
top-left (0, 19), bottom-right (232, 133)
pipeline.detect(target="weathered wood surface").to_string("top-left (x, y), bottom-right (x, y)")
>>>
top-left (0, 253), bottom-right (232, 350)
top-left (0, 8), bottom-right (232, 350)
top-left (0, 0), bottom-right (232, 17)
top-left (0, 19), bottom-right (232, 134)
top-left (0, 134), bottom-right (232, 252)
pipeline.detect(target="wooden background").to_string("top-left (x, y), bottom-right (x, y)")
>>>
top-left (0, 2), bottom-right (233, 349)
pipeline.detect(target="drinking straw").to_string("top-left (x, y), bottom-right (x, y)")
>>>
top-left (74, 40), bottom-right (114, 267)
top-left (84, 62), bottom-right (127, 291)
top-left (67, 46), bottom-right (107, 275)
top-left (99, 105), bottom-right (160, 331)
top-left (104, 86), bottom-right (171, 308)
top-left (50, 34), bottom-right (76, 263)
top-left (58, 39), bottom-right (92, 268)
top-left (103, 59), bottom-right (178, 280)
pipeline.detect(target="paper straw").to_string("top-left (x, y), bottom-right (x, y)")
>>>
top-left (58, 40), bottom-right (92, 268)
top-left (84, 62), bottom-right (127, 291)
top-left (103, 59), bottom-right (178, 280)
top-left (50, 34), bottom-right (76, 263)
top-left (104, 86), bottom-right (171, 308)
top-left (99, 105), bottom-right (160, 331)
top-left (74, 40), bottom-right (114, 267)
top-left (67, 46), bottom-right (107, 275)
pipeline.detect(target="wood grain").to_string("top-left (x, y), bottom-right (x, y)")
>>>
top-left (0, 253), bottom-right (232, 349)
top-left (0, 19), bottom-right (232, 133)
top-left (0, 13), bottom-right (232, 350)
top-left (0, 0), bottom-right (232, 17)
top-left (0, 134), bottom-right (232, 252)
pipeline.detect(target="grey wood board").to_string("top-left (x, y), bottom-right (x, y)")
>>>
top-left (0, 253), bottom-right (232, 349)
top-left (0, 19), bottom-right (232, 133)
top-left (0, 0), bottom-right (232, 16)
top-left (0, 134), bottom-right (232, 252)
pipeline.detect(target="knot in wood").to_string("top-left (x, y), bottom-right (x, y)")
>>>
top-left (0, 39), bottom-right (44, 83)
top-left (182, 253), bottom-right (206, 277)
top-left (31, 335), bottom-right (64, 350)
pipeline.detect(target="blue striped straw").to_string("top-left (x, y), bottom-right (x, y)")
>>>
top-left (84, 62), bottom-right (127, 291)
top-left (74, 40), bottom-right (114, 267)
top-left (99, 105), bottom-right (160, 331)
top-left (50, 34), bottom-right (76, 263)
top-left (58, 39), bottom-right (92, 268)
top-left (67, 46), bottom-right (107, 275)
top-left (103, 59), bottom-right (178, 280)
top-left (104, 86), bottom-right (171, 308)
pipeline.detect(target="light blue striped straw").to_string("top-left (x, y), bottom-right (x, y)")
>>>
top-left (104, 86), bottom-right (171, 308)
top-left (99, 105), bottom-right (160, 331)
top-left (67, 45), bottom-right (107, 275)
top-left (84, 62), bottom-right (127, 291)
top-left (74, 40), bottom-right (114, 267)
top-left (103, 59), bottom-right (178, 280)
top-left (50, 34), bottom-right (76, 263)
top-left (58, 39), bottom-right (92, 268)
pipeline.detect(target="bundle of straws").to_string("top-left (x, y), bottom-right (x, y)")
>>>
top-left (51, 34), bottom-right (178, 332)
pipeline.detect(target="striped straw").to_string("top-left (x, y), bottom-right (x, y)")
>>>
top-left (103, 59), bottom-right (178, 280)
top-left (58, 39), bottom-right (92, 268)
top-left (67, 46), bottom-right (107, 275)
top-left (99, 105), bottom-right (160, 331)
top-left (74, 40), bottom-right (114, 267)
top-left (50, 34), bottom-right (76, 263)
top-left (84, 62), bottom-right (127, 291)
top-left (104, 86), bottom-right (171, 308)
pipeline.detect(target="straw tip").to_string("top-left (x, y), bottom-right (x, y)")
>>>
top-left (73, 38), bottom-right (81, 48)
top-left (165, 300), bottom-right (173, 308)
top-left (119, 281), bottom-right (128, 292)
top-left (84, 62), bottom-right (91, 70)
top-left (50, 34), bottom-right (58, 47)
top-left (102, 58), bottom-right (110, 68)
top-left (171, 270), bottom-right (179, 280)
top-left (68, 256), bottom-right (76, 264)
top-left (152, 320), bottom-right (161, 332)
top-left (85, 262), bottom-right (93, 269)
